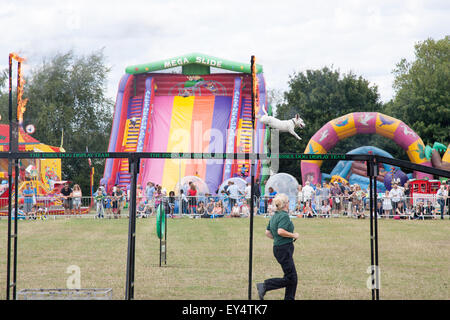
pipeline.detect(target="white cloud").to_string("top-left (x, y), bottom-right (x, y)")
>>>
top-left (0, 0), bottom-right (448, 104)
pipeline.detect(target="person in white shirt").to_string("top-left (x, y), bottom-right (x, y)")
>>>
top-left (382, 190), bottom-right (393, 218)
top-left (245, 183), bottom-right (251, 201)
top-left (228, 182), bottom-right (242, 209)
top-left (389, 183), bottom-right (404, 211)
top-left (302, 181), bottom-right (314, 202)
top-left (436, 184), bottom-right (448, 220)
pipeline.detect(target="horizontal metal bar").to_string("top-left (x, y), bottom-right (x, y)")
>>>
top-left (0, 151), bottom-right (447, 177)
top-left (0, 152), bottom-right (367, 161)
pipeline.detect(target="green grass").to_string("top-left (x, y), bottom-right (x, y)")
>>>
top-left (0, 216), bottom-right (449, 300)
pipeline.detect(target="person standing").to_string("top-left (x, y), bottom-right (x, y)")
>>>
top-left (382, 190), bottom-right (393, 218)
top-left (187, 183), bottom-right (197, 214)
top-left (256, 193), bottom-right (299, 300)
top-left (22, 183), bottom-right (35, 216)
top-left (330, 182), bottom-right (343, 216)
top-left (94, 190), bottom-right (105, 219)
top-left (436, 184), bottom-right (448, 219)
top-left (389, 183), bottom-right (403, 211)
top-left (228, 182), bottom-right (242, 210)
top-left (72, 184), bottom-right (82, 215)
top-left (254, 179), bottom-right (261, 214)
top-left (112, 185), bottom-right (123, 218)
top-left (301, 181), bottom-right (314, 203)
top-left (60, 182), bottom-right (73, 215)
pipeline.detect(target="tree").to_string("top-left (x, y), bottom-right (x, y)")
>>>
top-left (274, 67), bottom-right (387, 181)
top-left (0, 50), bottom-right (114, 194)
top-left (387, 36), bottom-right (450, 146)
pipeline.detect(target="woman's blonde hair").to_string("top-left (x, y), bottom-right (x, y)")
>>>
top-left (273, 193), bottom-right (289, 211)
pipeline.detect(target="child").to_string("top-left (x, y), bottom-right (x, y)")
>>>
top-left (394, 200), bottom-right (406, 220)
top-left (320, 200), bottom-right (331, 218)
top-left (36, 205), bottom-right (47, 220)
top-left (206, 199), bottom-right (215, 215)
top-left (103, 195), bottom-right (112, 218)
top-left (94, 190), bottom-right (105, 219)
top-left (28, 205), bottom-right (37, 220)
top-left (267, 202), bottom-right (276, 216)
top-left (424, 200), bottom-right (435, 219)
top-left (180, 189), bottom-right (188, 214)
top-left (405, 202), bottom-right (414, 219)
top-left (197, 201), bottom-right (206, 216)
top-left (303, 200), bottom-right (314, 218)
top-left (211, 202), bottom-right (225, 218)
top-left (294, 202), bottom-right (303, 217)
top-left (168, 191), bottom-right (176, 217)
top-left (240, 201), bottom-right (250, 217)
top-left (342, 189), bottom-right (351, 216)
top-left (231, 202), bottom-right (241, 217)
top-left (376, 201), bottom-right (383, 219)
top-left (382, 190), bottom-right (393, 218)
top-left (413, 202), bottom-right (424, 220)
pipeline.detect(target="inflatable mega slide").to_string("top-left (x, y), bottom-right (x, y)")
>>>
top-left (102, 53), bottom-right (269, 194)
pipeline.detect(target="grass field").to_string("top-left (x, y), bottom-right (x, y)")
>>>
top-left (0, 215), bottom-right (449, 300)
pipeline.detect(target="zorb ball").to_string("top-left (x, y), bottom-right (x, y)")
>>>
top-left (175, 176), bottom-right (210, 196)
top-left (218, 177), bottom-right (247, 194)
top-left (265, 173), bottom-right (299, 197)
top-left (265, 173), bottom-right (299, 211)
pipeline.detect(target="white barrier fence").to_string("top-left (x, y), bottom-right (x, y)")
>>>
top-left (1, 194), bottom-right (448, 220)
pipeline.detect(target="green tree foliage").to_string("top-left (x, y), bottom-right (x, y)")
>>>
top-left (386, 36), bottom-right (450, 146)
top-left (274, 67), bottom-right (390, 181)
top-left (0, 50), bottom-right (114, 194)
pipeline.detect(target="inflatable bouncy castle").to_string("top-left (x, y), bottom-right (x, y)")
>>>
top-left (301, 112), bottom-right (434, 185)
top-left (102, 53), bottom-right (270, 194)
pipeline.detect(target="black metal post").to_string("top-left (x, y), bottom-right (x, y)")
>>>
top-left (159, 203), bottom-right (162, 267)
top-left (164, 206), bottom-right (167, 266)
top-left (6, 54), bottom-right (13, 301)
top-left (248, 55), bottom-right (256, 300)
top-left (373, 160), bottom-right (380, 300)
top-left (13, 158), bottom-right (19, 299)
top-left (125, 156), bottom-right (139, 300)
top-left (13, 60), bottom-right (21, 300)
top-left (368, 160), bottom-right (375, 300)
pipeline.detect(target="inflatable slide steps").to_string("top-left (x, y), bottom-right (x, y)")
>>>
top-left (117, 96), bottom-right (144, 189)
top-left (236, 99), bottom-right (253, 174)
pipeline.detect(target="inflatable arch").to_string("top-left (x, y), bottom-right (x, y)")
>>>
top-left (301, 112), bottom-right (433, 185)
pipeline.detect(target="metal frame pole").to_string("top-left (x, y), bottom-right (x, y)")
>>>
top-left (248, 55), bottom-right (256, 300)
top-left (125, 156), bottom-right (139, 300)
top-left (6, 54), bottom-right (13, 301)
top-left (368, 160), bottom-right (375, 300)
top-left (373, 160), bottom-right (380, 300)
top-left (367, 157), bottom-right (380, 300)
top-left (159, 203), bottom-right (163, 267)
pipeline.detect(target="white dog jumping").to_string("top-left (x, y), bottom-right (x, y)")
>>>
top-left (256, 107), bottom-right (305, 141)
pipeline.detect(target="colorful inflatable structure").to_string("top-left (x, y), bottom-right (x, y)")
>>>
top-left (301, 112), bottom-right (434, 185)
top-left (0, 124), bottom-right (64, 212)
top-left (321, 146), bottom-right (409, 192)
top-left (102, 53), bottom-right (270, 194)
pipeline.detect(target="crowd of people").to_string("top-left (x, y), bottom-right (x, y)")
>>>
top-left (12, 177), bottom-right (449, 221)
top-left (130, 180), bottom-right (256, 219)
top-left (290, 180), bottom-right (450, 220)
top-left (109, 178), bottom-right (449, 221)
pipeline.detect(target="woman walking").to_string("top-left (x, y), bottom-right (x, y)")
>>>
top-left (256, 193), bottom-right (299, 300)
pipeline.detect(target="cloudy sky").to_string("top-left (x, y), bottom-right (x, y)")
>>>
top-left (1, 0), bottom-right (448, 103)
